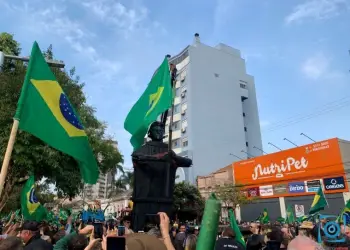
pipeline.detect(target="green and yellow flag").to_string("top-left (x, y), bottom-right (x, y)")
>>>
top-left (20, 176), bottom-right (47, 221)
top-left (229, 209), bottom-right (245, 247)
top-left (309, 187), bottom-right (327, 214)
top-left (124, 57), bottom-right (172, 149)
top-left (15, 42), bottom-right (98, 184)
top-left (337, 199), bottom-right (350, 225)
top-left (286, 205), bottom-right (296, 224)
top-left (260, 208), bottom-right (270, 224)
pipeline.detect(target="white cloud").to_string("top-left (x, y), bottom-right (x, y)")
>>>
top-left (4, 2), bottom-right (123, 84)
top-left (81, 0), bottom-right (149, 38)
top-left (301, 52), bottom-right (345, 81)
top-left (285, 0), bottom-right (349, 24)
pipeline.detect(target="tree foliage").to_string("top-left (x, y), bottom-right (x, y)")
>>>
top-left (0, 32), bottom-right (124, 210)
top-left (173, 181), bottom-right (204, 213)
top-left (214, 183), bottom-right (253, 209)
top-left (113, 171), bottom-right (134, 194)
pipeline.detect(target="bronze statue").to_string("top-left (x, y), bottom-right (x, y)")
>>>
top-left (131, 121), bottom-right (192, 231)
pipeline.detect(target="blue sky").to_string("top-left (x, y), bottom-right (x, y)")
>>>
top-left (1, 0), bottom-right (350, 171)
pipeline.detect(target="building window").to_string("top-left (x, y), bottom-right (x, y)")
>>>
top-left (182, 138), bottom-right (188, 147)
top-left (243, 112), bottom-right (246, 117)
top-left (173, 139), bottom-right (180, 148)
top-left (240, 83), bottom-right (246, 89)
top-left (246, 142), bottom-right (249, 147)
top-left (175, 88), bottom-right (181, 96)
top-left (173, 121), bottom-right (180, 130)
top-left (244, 127), bottom-right (247, 132)
top-left (174, 104), bottom-right (180, 114)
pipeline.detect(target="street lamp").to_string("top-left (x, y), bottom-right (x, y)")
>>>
top-left (300, 133), bottom-right (316, 142)
top-left (229, 153), bottom-right (243, 160)
top-left (0, 51), bottom-right (65, 71)
top-left (268, 142), bottom-right (282, 151)
top-left (241, 150), bottom-right (255, 158)
top-left (253, 146), bottom-right (267, 154)
top-left (283, 138), bottom-right (298, 147)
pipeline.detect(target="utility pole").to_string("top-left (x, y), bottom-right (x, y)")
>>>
top-left (0, 51), bottom-right (65, 71)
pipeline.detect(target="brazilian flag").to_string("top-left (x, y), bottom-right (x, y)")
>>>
top-left (20, 176), bottom-right (47, 221)
top-left (309, 187), bottom-right (327, 214)
top-left (286, 205), bottom-right (296, 224)
top-left (14, 42), bottom-right (98, 184)
top-left (337, 199), bottom-right (350, 225)
top-left (124, 57), bottom-right (172, 149)
top-left (229, 209), bottom-right (245, 247)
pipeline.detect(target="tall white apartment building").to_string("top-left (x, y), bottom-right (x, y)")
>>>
top-left (83, 141), bottom-right (118, 199)
top-left (164, 34), bottom-right (263, 184)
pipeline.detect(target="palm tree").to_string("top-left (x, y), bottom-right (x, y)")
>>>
top-left (114, 171), bottom-right (134, 192)
top-left (107, 164), bottom-right (125, 198)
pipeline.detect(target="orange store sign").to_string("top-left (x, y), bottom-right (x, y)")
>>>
top-left (252, 156), bottom-right (308, 181)
top-left (233, 138), bottom-right (348, 196)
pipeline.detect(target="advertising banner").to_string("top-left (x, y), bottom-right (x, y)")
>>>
top-left (233, 138), bottom-right (348, 198)
top-left (273, 184), bottom-right (288, 195)
top-left (288, 182), bottom-right (305, 194)
top-left (305, 180), bottom-right (322, 193)
top-left (323, 176), bottom-right (346, 191)
top-left (259, 185), bottom-right (273, 197)
top-left (247, 187), bottom-right (260, 197)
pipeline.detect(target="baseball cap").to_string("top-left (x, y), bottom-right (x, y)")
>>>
top-left (21, 221), bottom-right (40, 231)
top-left (126, 233), bottom-right (167, 250)
top-left (194, 226), bottom-right (199, 230)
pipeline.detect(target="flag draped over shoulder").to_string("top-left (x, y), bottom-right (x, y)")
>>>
top-left (124, 57), bottom-right (172, 149)
top-left (21, 176), bottom-right (47, 221)
top-left (309, 187), bottom-right (327, 214)
top-left (260, 208), bottom-right (270, 224)
top-left (15, 42), bottom-right (98, 184)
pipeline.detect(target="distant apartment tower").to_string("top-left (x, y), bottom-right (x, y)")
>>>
top-left (84, 140), bottom-right (118, 199)
top-left (164, 34), bottom-right (263, 184)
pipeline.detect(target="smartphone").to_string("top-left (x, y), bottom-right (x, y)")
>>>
top-left (118, 226), bottom-right (125, 236)
top-left (107, 236), bottom-right (125, 250)
top-left (145, 214), bottom-right (160, 225)
top-left (93, 223), bottom-right (103, 239)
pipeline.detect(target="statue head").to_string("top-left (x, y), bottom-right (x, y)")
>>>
top-left (148, 121), bottom-right (165, 141)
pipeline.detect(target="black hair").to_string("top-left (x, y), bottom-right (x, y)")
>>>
top-left (67, 234), bottom-right (88, 250)
top-left (246, 234), bottom-right (263, 250)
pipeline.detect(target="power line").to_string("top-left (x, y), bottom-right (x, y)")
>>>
top-left (263, 97), bottom-right (350, 133)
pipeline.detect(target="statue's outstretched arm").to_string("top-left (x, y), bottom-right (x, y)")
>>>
top-left (169, 151), bottom-right (192, 168)
top-left (132, 152), bottom-right (168, 162)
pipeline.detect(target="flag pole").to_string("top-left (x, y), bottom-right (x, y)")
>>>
top-left (167, 62), bottom-right (177, 152)
top-left (0, 119), bottom-right (19, 197)
top-left (164, 58), bottom-right (177, 197)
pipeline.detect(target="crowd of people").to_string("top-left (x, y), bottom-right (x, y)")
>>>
top-left (0, 209), bottom-right (349, 250)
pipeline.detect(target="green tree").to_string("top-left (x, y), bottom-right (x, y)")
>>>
top-left (214, 183), bottom-right (253, 211)
top-left (0, 32), bottom-right (21, 55)
top-left (113, 171), bottom-right (134, 193)
top-left (0, 33), bottom-right (123, 211)
top-left (173, 181), bottom-right (204, 217)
